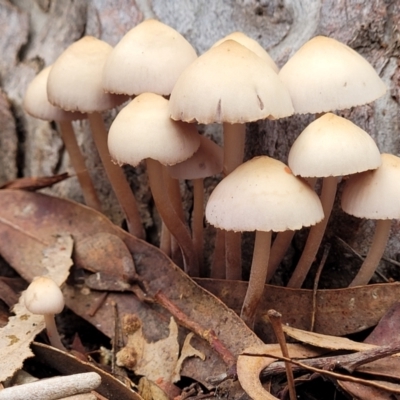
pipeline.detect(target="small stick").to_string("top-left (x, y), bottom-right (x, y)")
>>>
top-left (267, 310), bottom-right (297, 400)
top-left (155, 291), bottom-right (236, 370)
top-left (310, 244), bottom-right (330, 331)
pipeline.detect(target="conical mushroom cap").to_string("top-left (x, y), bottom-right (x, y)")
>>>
top-left (167, 134), bottom-right (223, 180)
top-left (205, 156), bottom-right (324, 232)
top-left (169, 40), bottom-right (293, 124)
top-left (23, 66), bottom-right (85, 122)
top-left (47, 36), bottom-right (128, 113)
top-left (108, 93), bottom-right (200, 167)
top-left (279, 36), bottom-right (387, 114)
top-left (103, 19), bottom-right (197, 96)
top-left (288, 113), bottom-right (381, 177)
top-left (342, 153), bottom-right (400, 220)
top-left (212, 31), bottom-right (279, 73)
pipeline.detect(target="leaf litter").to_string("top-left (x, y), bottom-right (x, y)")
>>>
top-left (1, 189), bottom-right (400, 398)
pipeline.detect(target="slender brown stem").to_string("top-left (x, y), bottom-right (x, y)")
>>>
top-left (88, 112), bottom-right (145, 239)
top-left (44, 314), bottom-right (66, 351)
top-left (192, 178), bottom-right (205, 275)
top-left (287, 176), bottom-right (337, 288)
top-left (146, 158), bottom-right (199, 276)
top-left (349, 219), bottom-right (392, 287)
top-left (160, 221), bottom-right (171, 257)
top-left (225, 231), bottom-right (242, 280)
top-left (210, 229), bottom-right (226, 279)
top-left (58, 121), bottom-right (102, 212)
top-left (241, 230), bottom-right (271, 329)
top-left (267, 310), bottom-right (297, 400)
top-left (267, 230), bottom-right (295, 282)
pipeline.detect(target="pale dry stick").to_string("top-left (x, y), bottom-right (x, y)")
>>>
top-left (88, 112), bottom-right (145, 239)
top-left (267, 310), bottom-right (297, 400)
top-left (310, 244), bottom-right (330, 331)
top-left (0, 372), bottom-right (101, 400)
top-left (58, 121), bottom-right (102, 212)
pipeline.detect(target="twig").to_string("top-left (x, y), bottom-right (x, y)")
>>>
top-left (155, 291), bottom-right (236, 371)
top-left (267, 310), bottom-right (297, 400)
top-left (311, 244), bottom-right (330, 331)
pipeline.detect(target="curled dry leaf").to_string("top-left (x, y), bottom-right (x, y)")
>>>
top-left (237, 344), bottom-right (321, 400)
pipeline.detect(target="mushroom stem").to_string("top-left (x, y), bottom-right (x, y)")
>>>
top-left (88, 112), bottom-right (145, 239)
top-left (146, 158), bottom-right (199, 276)
top-left (241, 230), bottom-right (271, 329)
top-left (210, 228), bottom-right (226, 279)
top-left (160, 221), bottom-right (171, 257)
top-left (223, 123), bottom-right (246, 280)
top-left (267, 230), bottom-right (295, 282)
top-left (43, 313), bottom-right (66, 351)
top-left (58, 121), bottom-right (102, 212)
top-left (349, 219), bottom-right (392, 287)
top-left (287, 176), bottom-right (337, 288)
top-left (192, 178), bottom-right (205, 275)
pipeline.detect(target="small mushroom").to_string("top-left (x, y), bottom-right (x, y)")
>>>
top-left (24, 276), bottom-right (66, 351)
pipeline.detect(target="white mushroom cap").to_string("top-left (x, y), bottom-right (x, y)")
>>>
top-left (169, 40), bottom-right (293, 124)
top-left (205, 156), bottom-right (324, 232)
top-left (342, 153), bottom-right (400, 219)
top-left (47, 36), bottom-right (128, 113)
top-left (23, 66), bottom-right (86, 122)
top-left (108, 93), bottom-right (200, 167)
top-left (24, 276), bottom-right (65, 315)
top-left (288, 113), bottom-right (381, 178)
top-left (279, 36), bottom-right (387, 114)
top-left (212, 32), bottom-right (279, 73)
top-left (103, 19), bottom-right (197, 96)
top-left (167, 135), bottom-right (223, 180)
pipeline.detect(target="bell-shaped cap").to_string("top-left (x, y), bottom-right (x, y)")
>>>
top-left (205, 156), bottom-right (324, 232)
top-left (47, 36), bottom-right (128, 113)
top-left (342, 153), bottom-right (400, 220)
top-left (288, 113), bottom-right (381, 177)
top-left (169, 40), bottom-right (293, 124)
top-left (279, 36), bottom-right (387, 114)
top-left (103, 19), bottom-right (197, 96)
top-left (108, 93), bottom-right (200, 167)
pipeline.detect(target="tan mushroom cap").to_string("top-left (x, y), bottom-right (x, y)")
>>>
top-left (167, 134), bottom-right (223, 180)
top-left (342, 153), bottom-right (400, 219)
top-left (169, 40), bottom-right (294, 124)
top-left (205, 156), bottom-right (324, 232)
top-left (47, 36), bottom-right (128, 113)
top-left (288, 113), bottom-right (381, 178)
top-left (103, 19), bottom-right (197, 96)
top-left (212, 32), bottom-right (279, 73)
top-left (108, 93), bottom-right (200, 167)
top-left (279, 36), bottom-right (387, 114)
top-left (23, 66), bottom-right (85, 122)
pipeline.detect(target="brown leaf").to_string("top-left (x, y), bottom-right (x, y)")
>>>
top-left (196, 278), bottom-right (400, 340)
top-left (0, 190), bottom-right (262, 388)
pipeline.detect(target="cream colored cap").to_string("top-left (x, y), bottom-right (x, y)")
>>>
top-left (342, 153), bottom-right (400, 219)
top-left (205, 156), bottom-right (324, 232)
top-left (103, 19), bottom-right (197, 96)
top-left (108, 93), bottom-right (200, 167)
top-left (23, 66), bottom-right (85, 122)
top-left (212, 32), bottom-right (279, 73)
top-left (169, 40), bottom-right (293, 124)
top-left (288, 113), bottom-right (381, 177)
top-left (47, 36), bottom-right (128, 113)
top-left (279, 36), bottom-right (387, 114)
top-left (167, 134), bottom-right (223, 180)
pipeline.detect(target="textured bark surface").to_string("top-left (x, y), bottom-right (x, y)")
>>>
top-left (1, 0), bottom-right (399, 286)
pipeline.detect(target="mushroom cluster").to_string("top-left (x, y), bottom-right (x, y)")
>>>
top-left (23, 19), bottom-right (392, 329)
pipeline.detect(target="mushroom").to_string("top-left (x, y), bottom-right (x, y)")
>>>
top-left (108, 93), bottom-right (201, 276)
top-left (205, 156), bottom-right (324, 328)
top-left (286, 113), bottom-right (381, 287)
top-left (167, 135), bottom-right (223, 274)
top-left (24, 276), bottom-right (66, 351)
top-left (23, 66), bottom-right (102, 212)
top-left (47, 36), bottom-right (145, 239)
top-left (342, 153), bottom-right (400, 286)
top-left (170, 39), bottom-right (293, 279)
